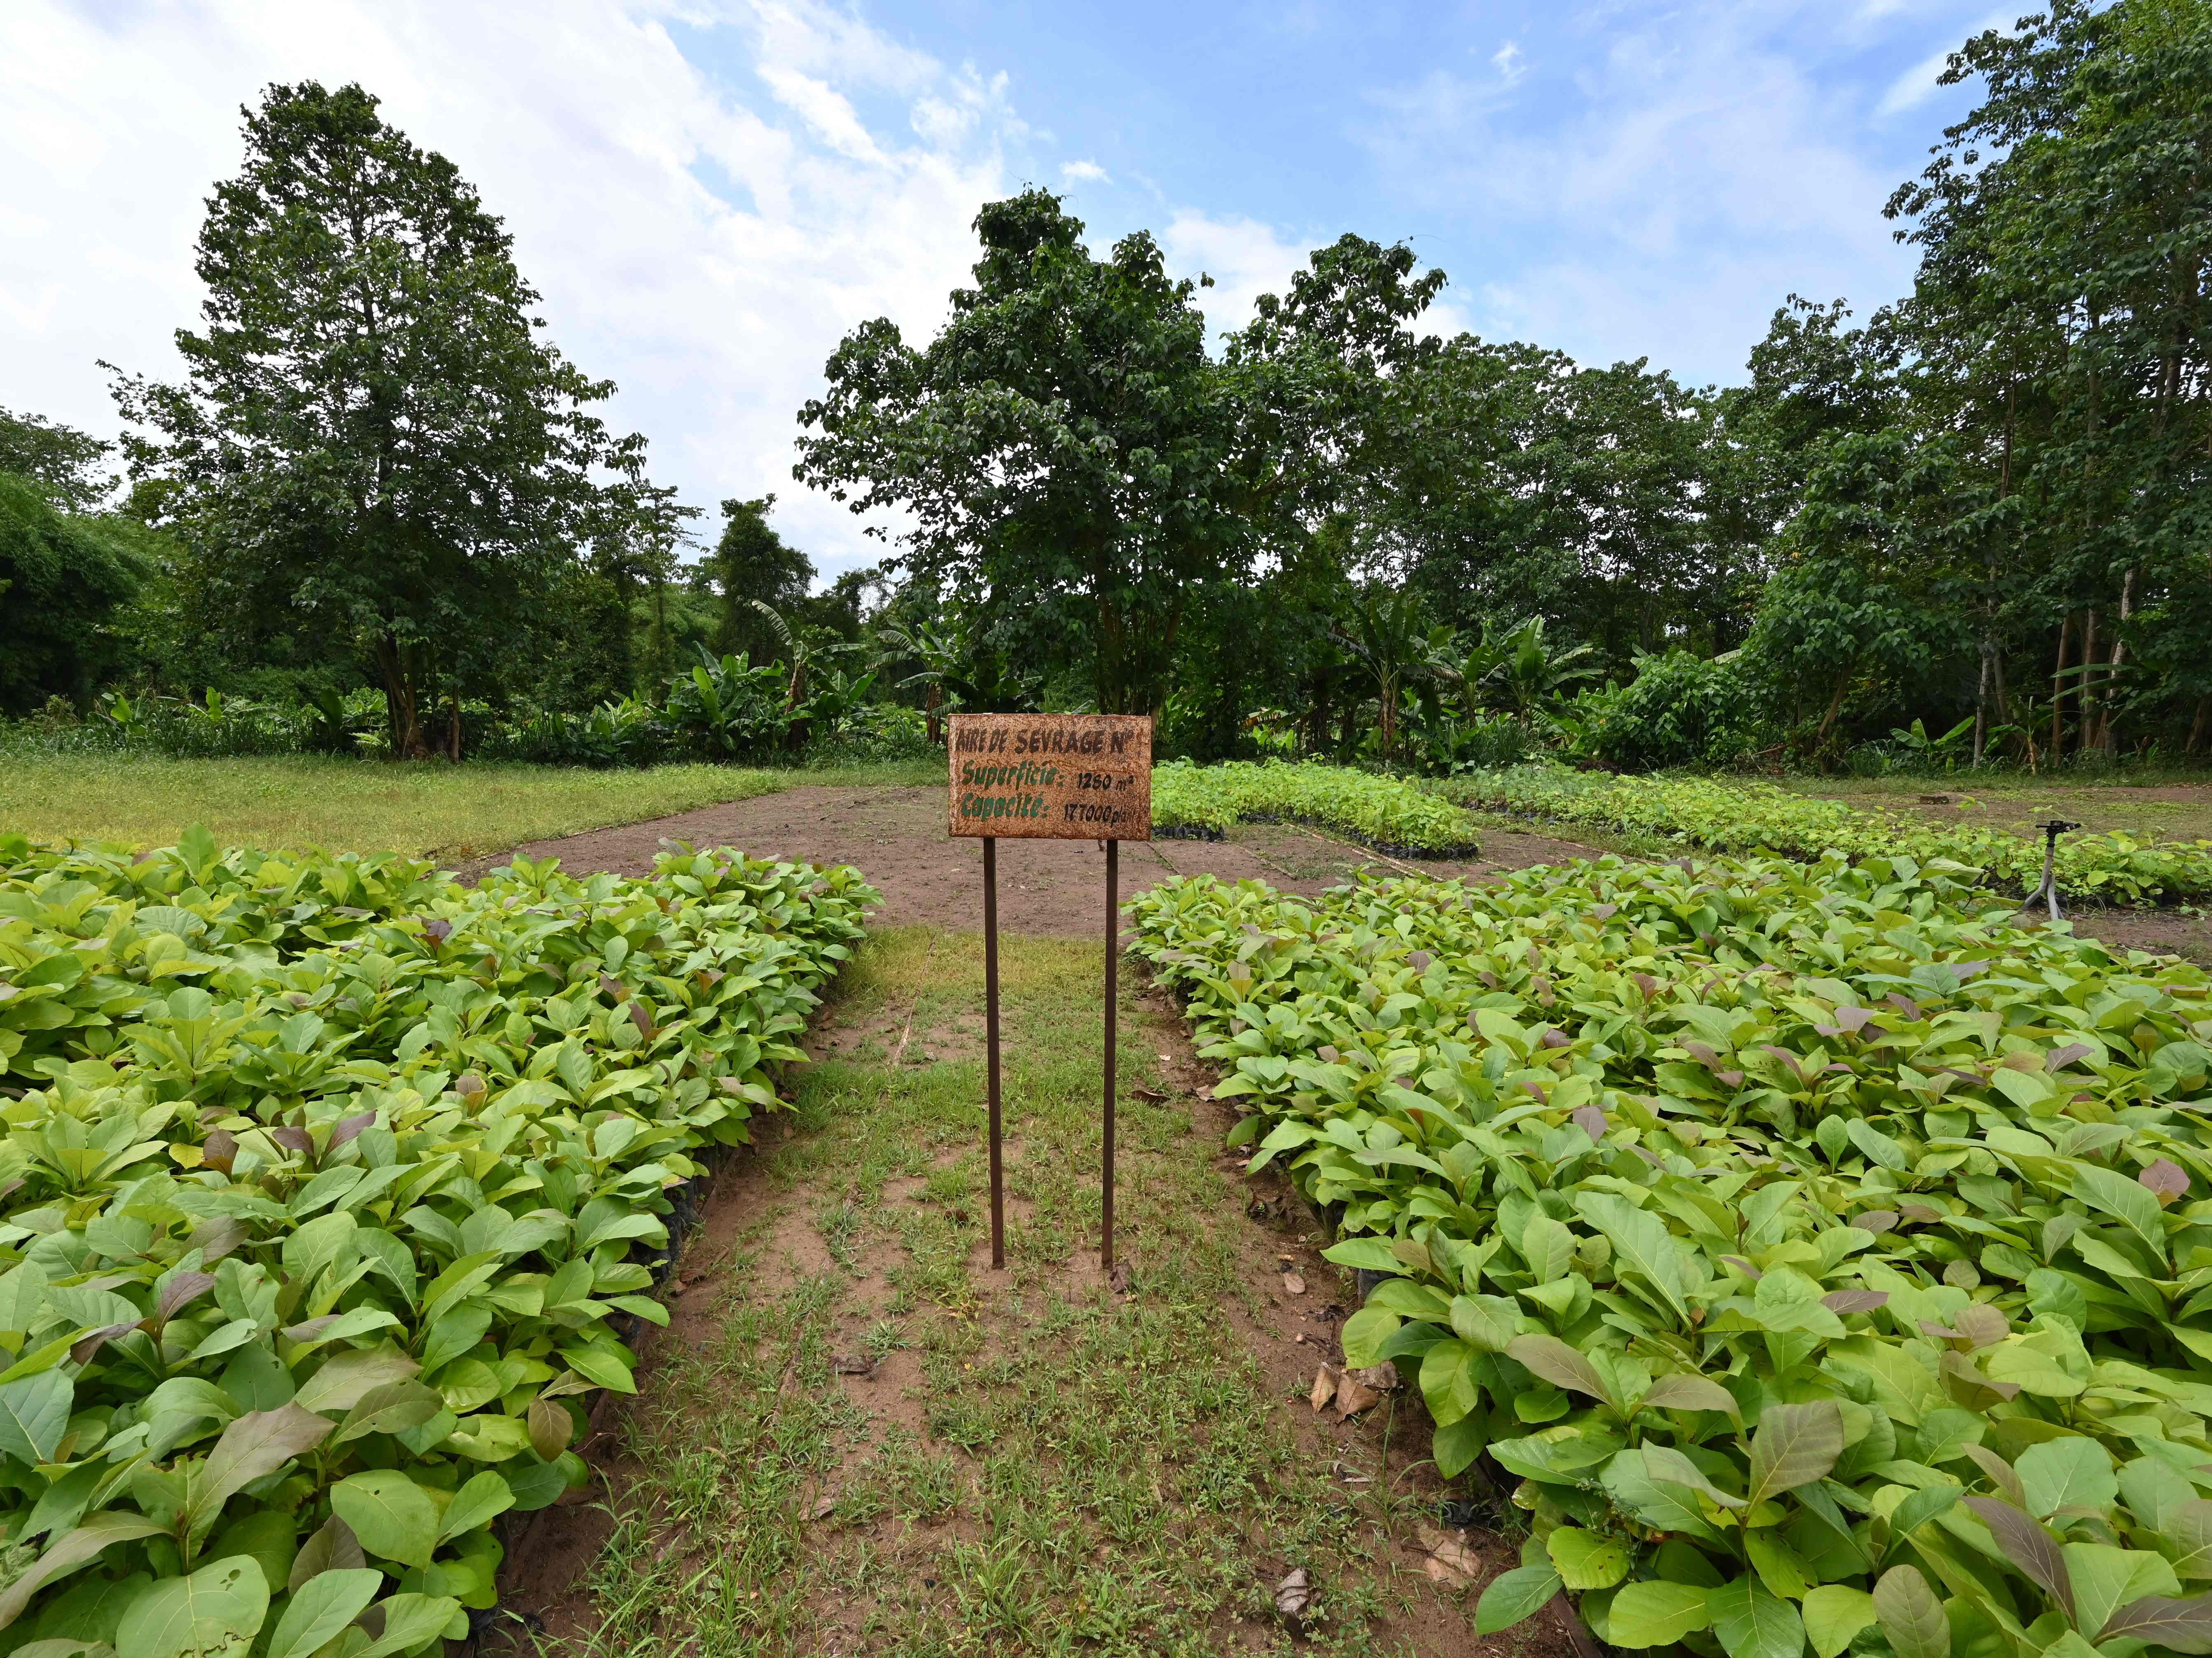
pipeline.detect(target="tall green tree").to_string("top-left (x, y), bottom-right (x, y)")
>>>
top-left (0, 473), bottom-right (147, 713)
top-left (798, 190), bottom-right (1242, 714)
top-left (0, 407), bottom-right (113, 513)
top-left (707, 495), bottom-right (813, 665)
top-left (110, 80), bottom-right (654, 757)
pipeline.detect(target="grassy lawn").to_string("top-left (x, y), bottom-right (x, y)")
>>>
top-left (0, 754), bottom-right (939, 858)
top-left (526, 928), bottom-right (1494, 1657)
top-left (1788, 773), bottom-right (2212, 841)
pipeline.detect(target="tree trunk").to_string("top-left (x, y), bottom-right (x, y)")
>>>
top-left (1814, 677), bottom-right (1848, 751)
top-left (447, 691), bottom-right (462, 763)
top-left (375, 632), bottom-right (429, 759)
top-left (2080, 608), bottom-right (2100, 759)
top-left (2100, 567), bottom-right (2135, 757)
top-left (2189, 696), bottom-right (2208, 758)
top-left (1972, 645), bottom-right (1992, 768)
top-left (924, 683), bottom-right (942, 747)
top-left (2050, 612), bottom-right (2072, 767)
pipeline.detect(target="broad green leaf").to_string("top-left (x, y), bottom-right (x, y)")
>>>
top-left (1419, 1338), bottom-right (1479, 1427)
top-left (2168, 1501), bottom-right (2212, 1581)
top-left (1801, 1585), bottom-right (1875, 1658)
top-left (0, 1511), bottom-right (167, 1631)
top-left (436, 1470), bottom-right (514, 1542)
top-left (332, 1380), bottom-right (443, 1444)
top-left (2018, 1438), bottom-right (2116, 1519)
top-left (1574, 1193), bottom-right (1693, 1326)
top-left (1547, 1527), bottom-right (1629, 1590)
top-left (0, 1368), bottom-right (73, 1466)
top-left (1745, 1400), bottom-right (1844, 1508)
top-left (1872, 1566), bottom-right (1948, 1658)
top-left (1319, 1236), bottom-right (1401, 1273)
top-left (1475, 1565), bottom-right (1562, 1635)
top-left (117, 1555), bottom-right (269, 1658)
top-left (2072, 1164), bottom-right (2169, 1266)
top-left (187, 1404), bottom-right (334, 1538)
top-left (264, 1568), bottom-right (383, 1658)
top-left (1339, 1305), bottom-right (1401, 1369)
top-left (330, 1469), bottom-right (442, 1569)
top-left (558, 1345), bottom-right (636, 1395)
top-left (2065, 1544), bottom-right (2181, 1641)
top-left (1521, 1214), bottom-right (1574, 1282)
top-left (1641, 1372), bottom-right (1740, 1419)
top-left (1608, 1581), bottom-right (1711, 1649)
top-left (1507, 1335), bottom-right (1614, 1409)
top-left (1708, 1575), bottom-right (1805, 1658)
top-left (352, 1592), bottom-right (464, 1658)
top-left (295, 1345), bottom-right (420, 1415)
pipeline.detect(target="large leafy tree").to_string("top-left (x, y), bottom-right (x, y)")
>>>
top-left (707, 495), bottom-right (814, 665)
top-left (111, 81), bottom-right (652, 756)
top-left (0, 473), bottom-right (147, 714)
top-left (0, 407), bottom-right (113, 513)
top-left (797, 190), bottom-right (1242, 714)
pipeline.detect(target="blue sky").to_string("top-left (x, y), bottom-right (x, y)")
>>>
top-left (3, 0), bottom-right (2004, 577)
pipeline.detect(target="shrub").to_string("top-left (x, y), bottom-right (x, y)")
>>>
top-left (1150, 761), bottom-right (1481, 855)
top-left (0, 829), bottom-right (872, 1653)
top-left (1132, 852), bottom-right (2212, 1652)
top-left (1575, 651), bottom-right (1764, 773)
top-left (1450, 766), bottom-right (2212, 904)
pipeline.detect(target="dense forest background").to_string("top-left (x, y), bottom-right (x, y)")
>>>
top-left (5, 0), bottom-right (2207, 775)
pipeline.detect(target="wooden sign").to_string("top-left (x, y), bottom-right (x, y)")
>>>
top-left (946, 714), bottom-right (1153, 841)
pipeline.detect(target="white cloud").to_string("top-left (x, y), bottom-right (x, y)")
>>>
top-left (0, 0), bottom-right (1022, 578)
top-left (1157, 210), bottom-right (1308, 338)
top-left (1491, 42), bottom-right (1527, 85)
top-left (1358, 2), bottom-right (1929, 381)
top-left (1060, 158), bottom-right (1110, 183)
top-left (1877, 12), bottom-right (2007, 115)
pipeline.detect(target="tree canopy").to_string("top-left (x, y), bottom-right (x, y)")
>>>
top-left (110, 80), bottom-right (659, 756)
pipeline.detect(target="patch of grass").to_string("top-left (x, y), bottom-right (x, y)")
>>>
top-left (548, 927), bottom-right (1470, 1657)
top-left (1788, 774), bottom-right (2212, 841)
top-left (0, 753), bottom-right (940, 857)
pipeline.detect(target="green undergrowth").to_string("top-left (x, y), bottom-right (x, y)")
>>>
top-left (0, 831), bottom-right (871, 1657)
top-left (1154, 761), bottom-right (1482, 856)
top-left (1132, 852), bottom-right (2212, 1658)
top-left (557, 927), bottom-right (1473, 1657)
top-left (1446, 768), bottom-right (2212, 905)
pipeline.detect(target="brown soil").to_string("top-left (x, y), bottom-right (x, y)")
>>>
top-left (482, 782), bottom-right (2206, 962)
top-left (472, 783), bottom-right (1606, 936)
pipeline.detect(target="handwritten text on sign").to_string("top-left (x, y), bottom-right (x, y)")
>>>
top-left (946, 714), bottom-right (1153, 841)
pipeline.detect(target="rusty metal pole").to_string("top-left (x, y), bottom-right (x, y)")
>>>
top-left (1102, 838), bottom-right (1118, 1271)
top-left (983, 836), bottom-right (1004, 1269)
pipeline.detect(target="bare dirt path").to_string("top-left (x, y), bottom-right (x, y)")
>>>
top-left (473, 783), bottom-right (1599, 934)
top-left (479, 782), bottom-right (2208, 960)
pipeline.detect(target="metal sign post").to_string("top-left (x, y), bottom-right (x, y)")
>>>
top-left (948, 714), bottom-right (1153, 1270)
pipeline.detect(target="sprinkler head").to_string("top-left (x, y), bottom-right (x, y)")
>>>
top-left (2035, 818), bottom-right (2081, 839)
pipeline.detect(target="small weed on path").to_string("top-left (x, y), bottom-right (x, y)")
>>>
top-left (500, 928), bottom-right (1549, 1657)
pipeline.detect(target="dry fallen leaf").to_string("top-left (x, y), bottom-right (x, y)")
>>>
top-left (1309, 1365), bottom-right (1339, 1412)
top-left (1281, 1272), bottom-right (1307, 1296)
top-left (1333, 1371), bottom-right (1381, 1417)
top-left (809, 1496), bottom-right (836, 1521)
top-left (1274, 1567), bottom-right (1313, 1621)
top-left (1351, 1363), bottom-right (1401, 1393)
top-left (832, 1354), bottom-right (874, 1377)
top-left (1133, 1085), bottom-right (1169, 1102)
top-left (1416, 1524), bottom-right (1482, 1586)
top-left (1109, 1262), bottom-right (1132, 1295)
